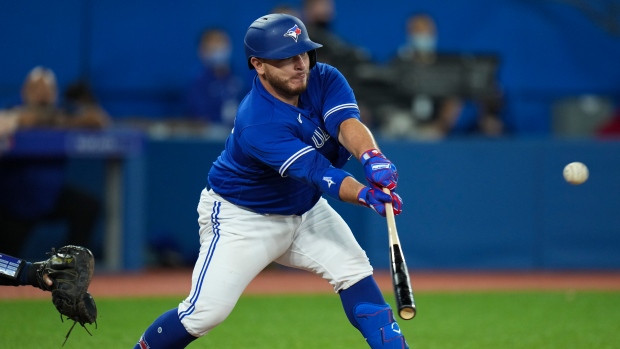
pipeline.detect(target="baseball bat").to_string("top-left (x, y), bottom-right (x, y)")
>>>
top-left (383, 188), bottom-right (416, 320)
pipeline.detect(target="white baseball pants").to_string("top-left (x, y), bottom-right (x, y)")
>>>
top-left (178, 188), bottom-right (373, 336)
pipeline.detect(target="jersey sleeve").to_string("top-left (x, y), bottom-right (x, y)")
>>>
top-left (318, 65), bottom-right (361, 138)
top-left (237, 123), bottom-right (351, 200)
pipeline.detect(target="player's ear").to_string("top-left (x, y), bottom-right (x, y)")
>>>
top-left (251, 57), bottom-right (265, 74)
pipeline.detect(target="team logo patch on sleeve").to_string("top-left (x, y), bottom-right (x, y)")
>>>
top-left (284, 24), bottom-right (302, 42)
top-left (323, 176), bottom-right (336, 188)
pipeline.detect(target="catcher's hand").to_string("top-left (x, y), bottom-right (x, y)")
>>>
top-left (35, 245), bottom-right (97, 345)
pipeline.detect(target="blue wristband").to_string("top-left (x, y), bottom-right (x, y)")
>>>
top-left (319, 167), bottom-right (352, 201)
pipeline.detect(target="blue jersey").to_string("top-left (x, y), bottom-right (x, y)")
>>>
top-left (207, 63), bottom-right (360, 215)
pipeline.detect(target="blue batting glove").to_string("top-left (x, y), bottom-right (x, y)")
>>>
top-left (357, 187), bottom-right (403, 217)
top-left (360, 149), bottom-right (398, 190)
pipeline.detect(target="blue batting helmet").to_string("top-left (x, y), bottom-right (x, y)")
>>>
top-left (244, 14), bottom-right (323, 70)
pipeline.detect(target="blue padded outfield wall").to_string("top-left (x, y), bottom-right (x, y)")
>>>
top-left (134, 137), bottom-right (620, 271)
top-left (19, 136), bottom-right (620, 271)
top-left (1, 0), bottom-right (620, 134)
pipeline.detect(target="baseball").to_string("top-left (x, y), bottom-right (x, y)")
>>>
top-left (563, 162), bottom-right (589, 185)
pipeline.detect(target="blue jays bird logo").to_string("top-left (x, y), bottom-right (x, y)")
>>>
top-left (284, 24), bottom-right (302, 42)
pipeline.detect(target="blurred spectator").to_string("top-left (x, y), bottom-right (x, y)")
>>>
top-left (447, 95), bottom-right (504, 138)
top-left (301, 0), bottom-right (377, 128)
top-left (397, 13), bottom-right (438, 65)
top-left (0, 66), bottom-right (107, 257)
top-left (597, 102), bottom-right (620, 137)
top-left (271, 3), bottom-right (301, 17)
top-left (184, 28), bottom-right (245, 137)
top-left (552, 94), bottom-right (615, 138)
top-left (64, 80), bottom-right (104, 116)
top-left (380, 13), bottom-right (504, 140)
top-left (6, 68), bottom-right (108, 130)
top-left (301, 0), bottom-right (370, 73)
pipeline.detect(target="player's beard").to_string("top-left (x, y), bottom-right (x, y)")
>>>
top-left (264, 68), bottom-right (309, 98)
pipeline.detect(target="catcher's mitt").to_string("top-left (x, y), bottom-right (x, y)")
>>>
top-left (35, 245), bottom-right (97, 345)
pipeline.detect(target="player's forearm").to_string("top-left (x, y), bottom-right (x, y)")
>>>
top-left (337, 118), bottom-right (379, 160)
top-left (338, 176), bottom-right (366, 205)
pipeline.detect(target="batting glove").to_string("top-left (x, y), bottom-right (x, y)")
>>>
top-left (357, 187), bottom-right (403, 217)
top-left (360, 149), bottom-right (398, 190)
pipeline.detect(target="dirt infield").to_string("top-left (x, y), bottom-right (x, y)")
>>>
top-left (3, 269), bottom-right (620, 300)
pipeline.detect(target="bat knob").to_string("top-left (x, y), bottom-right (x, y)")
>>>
top-left (399, 307), bottom-right (416, 320)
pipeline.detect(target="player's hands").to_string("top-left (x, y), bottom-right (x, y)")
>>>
top-left (357, 187), bottom-right (403, 217)
top-left (360, 149), bottom-right (398, 190)
top-left (43, 274), bottom-right (53, 287)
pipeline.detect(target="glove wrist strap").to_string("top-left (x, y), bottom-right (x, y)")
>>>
top-left (360, 148), bottom-right (381, 164)
top-left (356, 187), bottom-right (370, 207)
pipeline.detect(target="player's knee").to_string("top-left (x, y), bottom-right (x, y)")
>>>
top-left (332, 262), bottom-right (373, 292)
top-left (354, 303), bottom-right (409, 349)
top-left (178, 300), bottom-right (233, 337)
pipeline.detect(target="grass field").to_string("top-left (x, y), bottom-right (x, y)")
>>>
top-left (1, 291), bottom-right (619, 348)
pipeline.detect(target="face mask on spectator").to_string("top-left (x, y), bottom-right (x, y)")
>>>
top-left (201, 47), bottom-right (232, 68)
top-left (409, 34), bottom-right (436, 54)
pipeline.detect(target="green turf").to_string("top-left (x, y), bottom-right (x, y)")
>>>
top-left (1, 291), bottom-right (619, 348)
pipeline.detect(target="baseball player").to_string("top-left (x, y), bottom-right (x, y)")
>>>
top-left (134, 14), bottom-right (408, 349)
